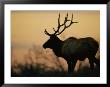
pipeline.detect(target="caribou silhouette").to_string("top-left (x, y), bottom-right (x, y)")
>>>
top-left (43, 13), bottom-right (99, 76)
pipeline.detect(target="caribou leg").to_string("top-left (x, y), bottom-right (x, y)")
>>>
top-left (89, 56), bottom-right (94, 71)
top-left (93, 56), bottom-right (100, 67)
top-left (67, 59), bottom-right (77, 76)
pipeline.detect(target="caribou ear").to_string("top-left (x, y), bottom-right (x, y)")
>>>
top-left (44, 29), bottom-right (52, 36)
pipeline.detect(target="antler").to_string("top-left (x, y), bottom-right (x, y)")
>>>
top-left (44, 13), bottom-right (78, 36)
top-left (55, 13), bottom-right (78, 35)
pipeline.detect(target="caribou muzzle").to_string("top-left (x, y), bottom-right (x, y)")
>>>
top-left (43, 43), bottom-right (46, 49)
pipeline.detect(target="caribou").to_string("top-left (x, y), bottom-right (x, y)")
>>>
top-left (43, 13), bottom-right (99, 76)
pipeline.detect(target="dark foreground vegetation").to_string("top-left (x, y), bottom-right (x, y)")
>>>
top-left (11, 60), bottom-right (100, 77)
top-left (11, 45), bottom-right (100, 77)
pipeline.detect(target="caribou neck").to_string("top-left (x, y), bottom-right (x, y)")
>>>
top-left (52, 40), bottom-right (63, 57)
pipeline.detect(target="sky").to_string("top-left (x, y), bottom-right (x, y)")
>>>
top-left (11, 11), bottom-right (100, 47)
top-left (11, 11), bottom-right (100, 76)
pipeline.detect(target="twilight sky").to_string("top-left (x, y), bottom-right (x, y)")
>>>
top-left (11, 11), bottom-right (100, 47)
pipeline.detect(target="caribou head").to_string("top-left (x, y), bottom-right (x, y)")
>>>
top-left (43, 13), bottom-right (78, 56)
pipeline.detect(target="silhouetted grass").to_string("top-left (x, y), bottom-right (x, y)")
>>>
top-left (11, 45), bottom-right (100, 77)
top-left (11, 63), bottom-right (100, 77)
top-left (11, 62), bottom-right (67, 77)
top-left (74, 66), bottom-right (100, 77)
top-left (11, 45), bottom-right (67, 77)
top-left (11, 60), bottom-right (100, 77)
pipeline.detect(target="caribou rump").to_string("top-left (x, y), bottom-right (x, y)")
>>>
top-left (43, 13), bottom-right (99, 76)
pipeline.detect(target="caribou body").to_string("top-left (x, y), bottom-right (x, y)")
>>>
top-left (43, 13), bottom-right (99, 76)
